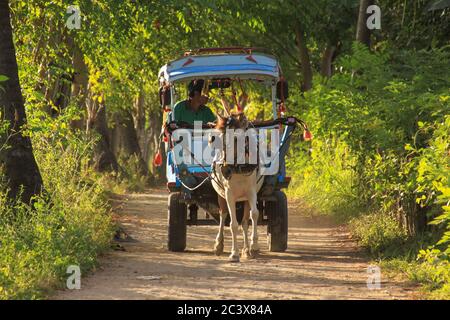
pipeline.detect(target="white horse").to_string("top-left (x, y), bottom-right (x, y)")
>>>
top-left (210, 113), bottom-right (264, 262)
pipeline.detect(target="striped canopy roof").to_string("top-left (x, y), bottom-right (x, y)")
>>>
top-left (159, 53), bottom-right (280, 83)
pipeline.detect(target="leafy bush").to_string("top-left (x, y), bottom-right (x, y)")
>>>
top-left (0, 109), bottom-right (114, 299)
top-left (416, 249), bottom-right (450, 299)
top-left (287, 138), bottom-right (362, 221)
top-left (286, 43), bottom-right (450, 297)
top-left (117, 153), bottom-right (148, 193)
top-left (349, 212), bottom-right (408, 256)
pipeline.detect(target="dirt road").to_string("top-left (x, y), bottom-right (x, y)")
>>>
top-left (55, 189), bottom-right (416, 300)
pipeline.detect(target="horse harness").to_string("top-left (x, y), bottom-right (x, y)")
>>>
top-left (214, 117), bottom-right (259, 181)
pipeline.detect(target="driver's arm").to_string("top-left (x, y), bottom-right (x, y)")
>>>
top-left (205, 107), bottom-right (217, 124)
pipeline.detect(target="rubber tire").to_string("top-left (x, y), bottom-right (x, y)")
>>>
top-left (266, 191), bottom-right (288, 252)
top-left (168, 192), bottom-right (187, 252)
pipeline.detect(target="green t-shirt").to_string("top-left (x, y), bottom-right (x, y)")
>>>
top-left (170, 100), bottom-right (216, 125)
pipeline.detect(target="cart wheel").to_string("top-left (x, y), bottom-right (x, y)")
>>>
top-left (266, 191), bottom-right (288, 252)
top-left (168, 192), bottom-right (187, 252)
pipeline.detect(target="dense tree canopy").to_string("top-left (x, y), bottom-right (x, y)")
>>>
top-left (0, 0), bottom-right (449, 299)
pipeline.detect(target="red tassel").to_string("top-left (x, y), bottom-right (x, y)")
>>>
top-left (153, 150), bottom-right (163, 167)
top-left (303, 129), bottom-right (313, 141)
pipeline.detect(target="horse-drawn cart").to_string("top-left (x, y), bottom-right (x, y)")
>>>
top-left (157, 47), bottom-right (308, 255)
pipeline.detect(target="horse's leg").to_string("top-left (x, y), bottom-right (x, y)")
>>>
top-left (225, 190), bottom-right (239, 262)
top-left (248, 192), bottom-right (260, 257)
top-left (241, 201), bottom-right (251, 258)
top-left (214, 195), bottom-right (227, 256)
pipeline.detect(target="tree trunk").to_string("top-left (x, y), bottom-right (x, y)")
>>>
top-left (68, 40), bottom-right (88, 130)
top-left (86, 91), bottom-right (118, 173)
top-left (133, 90), bottom-right (146, 152)
top-left (148, 106), bottom-right (165, 182)
top-left (0, 0), bottom-right (43, 203)
top-left (41, 25), bottom-right (65, 116)
top-left (356, 0), bottom-right (374, 47)
top-left (294, 23), bottom-right (313, 92)
top-left (112, 109), bottom-right (148, 176)
top-left (320, 44), bottom-right (337, 79)
top-left (398, 196), bottom-right (428, 236)
top-left (52, 72), bottom-right (72, 113)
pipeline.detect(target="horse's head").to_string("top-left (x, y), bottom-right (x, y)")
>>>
top-left (216, 112), bottom-right (249, 131)
top-left (211, 112), bottom-right (258, 177)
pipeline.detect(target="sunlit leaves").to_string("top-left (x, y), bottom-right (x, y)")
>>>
top-left (176, 10), bottom-right (192, 33)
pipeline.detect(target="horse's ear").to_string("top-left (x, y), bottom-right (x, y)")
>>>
top-left (216, 114), bottom-right (227, 129)
top-left (217, 113), bottom-right (226, 121)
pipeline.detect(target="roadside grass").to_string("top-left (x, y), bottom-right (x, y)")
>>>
top-left (351, 213), bottom-right (449, 299)
top-left (287, 175), bottom-right (450, 299)
top-left (285, 139), bottom-right (364, 223)
top-left (0, 189), bottom-right (114, 299)
top-left (379, 256), bottom-right (450, 300)
top-left (284, 46), bottom-right (449, 298)
top-left (0, 134), bottom-right (115, 300)
top-left (286, 134), bottom-right (449, 299)
top-left (99, 153), bottom-right (150, 194)
top-left (0, 108), bottom-right (154, 299)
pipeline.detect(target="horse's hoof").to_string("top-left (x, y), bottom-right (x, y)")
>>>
top-left (214, 242), bottom-right (224, 256)
top-left (228, 254), bottom-right (240, 263)
top-left (241, 248), bottom-right (253, 259)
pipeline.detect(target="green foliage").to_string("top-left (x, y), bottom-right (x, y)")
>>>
top-left (416, 248), bottom-right (450, 299)
top-left (116, 153), bottom-right (148, 193)
top-left (2, 0), bottom-right (448, 300)
top-left (378, 0), bottom-right (450, 49)
top-left (0, 111), bottom-right (114, 300)
top-left (349, 212), bottom-right (408, 256)
top-left (287, 138), bottom-right (362, 220)
top-left (286, 43), bottom-right (450, 297)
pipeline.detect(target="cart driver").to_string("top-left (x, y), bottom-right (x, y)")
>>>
top-left (170, 79), bottom-right (216, 125)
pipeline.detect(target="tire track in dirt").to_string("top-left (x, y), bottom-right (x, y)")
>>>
top-left (54, 189), bottom-right (417, 300)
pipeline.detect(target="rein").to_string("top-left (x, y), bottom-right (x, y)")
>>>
top-left (219, 121), bottom-right (258, 180)
top-left (163, 116), bottom-right (308, 187)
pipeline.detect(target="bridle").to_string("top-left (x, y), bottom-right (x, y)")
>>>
top-left (216, 115), bottom-right (259, 180)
